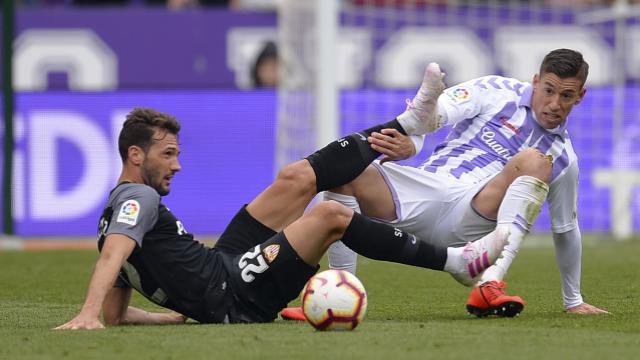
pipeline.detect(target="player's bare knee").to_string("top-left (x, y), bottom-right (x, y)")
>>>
top-left (510, 148), bottom-right (552, 183)
top-left (275, 160), bottom-right (316, 196)
top-left (311, 201), bottom-right (353, 237)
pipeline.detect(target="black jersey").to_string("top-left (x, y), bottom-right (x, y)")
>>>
top-left (97, 183), bottom-right (232, 323)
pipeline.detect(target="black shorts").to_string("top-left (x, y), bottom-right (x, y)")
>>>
top-left (215, 206), bottom-right (318, 323)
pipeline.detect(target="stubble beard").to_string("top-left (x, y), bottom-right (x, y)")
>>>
top-left (141, 162), bottom-right (170, 196)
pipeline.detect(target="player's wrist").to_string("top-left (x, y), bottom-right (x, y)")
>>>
top-left (79, 303), bottom-right (103, 318)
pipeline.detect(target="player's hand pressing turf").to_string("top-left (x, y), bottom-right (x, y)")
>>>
top-left (54, 314), bottom-right (105, 330)
top-left (566, 302), bottom-right (610, 314)
top-left (368, 128), bottom-right (416, 165)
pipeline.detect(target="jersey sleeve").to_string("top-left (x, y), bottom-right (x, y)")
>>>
top-left (438, 78), bottom-right (487, 126)
top-left (553, 228), bottom-right (584, 309)
top-left (548, 160), bottom-right (579, 233)
top-left (107, 185), bottom-right (160, 247)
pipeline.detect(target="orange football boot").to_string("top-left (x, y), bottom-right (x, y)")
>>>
top-left (280, 307), bottom-right (306, 321)
top-left (466, 280), bottom-right (525, 317)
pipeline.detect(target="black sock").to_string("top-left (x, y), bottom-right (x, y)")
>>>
top-left (306, 119), bottom-right (406, 192)
top-left (339, 212), bottom-right (447, 271)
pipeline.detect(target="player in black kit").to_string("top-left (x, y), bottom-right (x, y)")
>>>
top-left (56, 100), bottom-right (506, 329)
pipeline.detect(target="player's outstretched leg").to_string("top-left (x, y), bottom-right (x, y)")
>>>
top-left (307, 62), bottom-right (445, 194)
top-left (252, 116), bottom-right (409, 234)
top-left (314, 63), bottom-right (446, 289)
top-left (396, 62), bottom-right (446, 135)
top-left (281, 204), bottom-right (508, 321)
top-left (306, 119), bottom-right (406, 194)
top-left (334, 212), bottom-right (509, 281)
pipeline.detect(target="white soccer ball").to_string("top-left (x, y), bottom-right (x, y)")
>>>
top-left (302, 269), bottom-right (367, 331)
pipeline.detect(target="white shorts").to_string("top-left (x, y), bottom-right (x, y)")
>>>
top-left (372, 161), bottom-right (496, 248)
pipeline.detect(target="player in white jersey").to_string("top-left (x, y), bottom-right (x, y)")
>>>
top-left (282, 48), bottom-right (608, 320)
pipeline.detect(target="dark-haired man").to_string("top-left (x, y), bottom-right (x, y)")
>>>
top-left (55, 63), bottom-right (507, 329)
top-left (320, 48), bottom-right (608, 318)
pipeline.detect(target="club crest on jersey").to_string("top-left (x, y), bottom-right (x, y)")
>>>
top-left (262, 244), bottom-right (280, 264)
top-left (117, 200), bottom-right (140, 226)
top-left (447, 87), bottom-right (471, 103)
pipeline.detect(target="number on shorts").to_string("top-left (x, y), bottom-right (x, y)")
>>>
top-left (238, 245), bottom-right (269, 283)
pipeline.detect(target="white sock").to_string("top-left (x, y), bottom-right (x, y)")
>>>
top-left (396, 111), bottom-right (423, 136)
top-left (480, 176), bottom-right (549, 282)
top-left (325, 192), bottom-right (360, 275)
top-left (443, 246), bottom-right (463, 274)
top-left (478, 225), bottom-right (522, 281)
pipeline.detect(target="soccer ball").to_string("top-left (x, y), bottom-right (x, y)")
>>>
top-left (302, 269), bottom-right (367, 331)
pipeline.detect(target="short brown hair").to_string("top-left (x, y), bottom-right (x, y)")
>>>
top-left (539, 49), bottom-right (589, 87)
top-left (118, 108), bottom-right (181, 162)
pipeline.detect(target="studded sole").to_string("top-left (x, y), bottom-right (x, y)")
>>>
top-left (466, 301), bottom-right (524, 318)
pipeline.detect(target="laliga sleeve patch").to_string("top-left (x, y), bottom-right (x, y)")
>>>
top-left (445, 86), bottom-right (471, 104)
top-left (117, 200), bottom-right (141, 226)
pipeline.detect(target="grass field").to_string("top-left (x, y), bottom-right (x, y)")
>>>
top-left (1, 237), bottom-right (639, 360)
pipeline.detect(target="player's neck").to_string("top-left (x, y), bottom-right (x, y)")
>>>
top-left (118, 166), bottom-right (143, 186)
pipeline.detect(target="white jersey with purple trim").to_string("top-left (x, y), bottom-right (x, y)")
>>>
top-left (422, 75), bottom-right (579, 234)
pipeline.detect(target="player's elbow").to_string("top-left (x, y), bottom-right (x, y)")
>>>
top-left (103, 306), bottom-right (127, 326)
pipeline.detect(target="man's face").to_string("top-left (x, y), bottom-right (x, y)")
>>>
top-left (140, 130), bottom-right (181, 196)
top-left (531, 72), bottom-right (586, 129)
top-left (257, 58), bottom-right (279, 87)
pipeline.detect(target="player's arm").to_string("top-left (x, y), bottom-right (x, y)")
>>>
top-left (553, 229), bottom-right (609, 314)
top-left (118, 307), bottom-right (187, 325)
top-left (103, 287), bottom-right (186, 326)
top-left (54, 234), bottom-right (136, 330)
top-left (549, 162), bottom-right (608, 314)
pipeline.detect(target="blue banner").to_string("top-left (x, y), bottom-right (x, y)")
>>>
top-left (1, 91), bottom-right (277, 236)
top-left (1, 88), bottom-right (639, 236)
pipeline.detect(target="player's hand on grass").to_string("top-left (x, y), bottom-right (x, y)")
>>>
top-left (54, 314), bottom-right (105, 330)
top-left (566, 302), bottom-right (610, 315)
top-left (369, 128), bottom-right (416, 165)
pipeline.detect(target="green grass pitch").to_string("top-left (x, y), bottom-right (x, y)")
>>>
top-left (1, 238), bottom-right (639, 359)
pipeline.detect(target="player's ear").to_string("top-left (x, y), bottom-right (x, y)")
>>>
top-left (532, 74), bottom-right (540, 86)
top-left (128, 145), bottom-right (145, 165)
